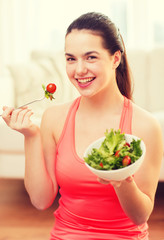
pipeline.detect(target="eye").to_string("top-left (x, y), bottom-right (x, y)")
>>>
top-left (66, 57), bottom-right (76, 62)
top-left (87, 55), bottom-right (97, 61)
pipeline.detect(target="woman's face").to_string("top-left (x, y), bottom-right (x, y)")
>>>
top-left (65, 29), bottom-right (120, 98)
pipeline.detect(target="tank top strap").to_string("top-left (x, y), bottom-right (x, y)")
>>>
top-left (119, 97), bottom-right (133, 134)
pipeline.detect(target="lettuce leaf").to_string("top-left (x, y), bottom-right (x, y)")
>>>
top-left (84, 129), bottom-right (143, 170)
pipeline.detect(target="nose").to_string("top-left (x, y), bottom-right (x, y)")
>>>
top-left (75, 60), bottom-right (87, 76)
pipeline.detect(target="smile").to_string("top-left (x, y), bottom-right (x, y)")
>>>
top-left (76, 77), bottom-right (95, 83)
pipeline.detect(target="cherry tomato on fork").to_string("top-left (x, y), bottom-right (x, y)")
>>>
top-left (46, 83), bottom-right (57, 94)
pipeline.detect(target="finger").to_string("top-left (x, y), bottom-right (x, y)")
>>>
top-left (10, 109), bottom-right (20, 123)
top-left (125, 176), bottom-right (134, 183)
top-left (97, 177), bottom-right (110, 185)
top-left (22, 110), bottom-right (34, 125)
top-left (17, 106), bottom-right (28, 110)
top-left (2, 106), bottom-right (14, 116)
top-left (2, 106), bottom-right (8, 111)
top-left (97, 177), bottom-right (123, 187)
top-left (110, 181), bottom-right (122, 188)
top-left (16, 108), bottom-right (33, 125)
top-left (2, 107), bottom-right (15, 123)
top-left (11, 108), bottom-right (29, 123)
top-left (3, 105), bottom-right (27, 112)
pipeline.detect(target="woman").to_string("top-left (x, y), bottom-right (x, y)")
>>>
top-left (2, 12), bottom-right (163, 239)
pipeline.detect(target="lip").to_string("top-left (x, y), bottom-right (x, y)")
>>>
top-left (75, 77), bottom-right (95, 88)
top-left (77, 81), bottom-right (93, 88)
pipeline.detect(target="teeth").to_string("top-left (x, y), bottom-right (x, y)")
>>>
top-left (77, 77), bottom-right (94, 83)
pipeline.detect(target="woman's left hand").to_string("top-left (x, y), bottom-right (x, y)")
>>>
top-left (97, 176), bottom-right (134, 188)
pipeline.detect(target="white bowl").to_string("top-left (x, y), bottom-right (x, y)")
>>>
top-left (84, 134), bottom-right (146, 181)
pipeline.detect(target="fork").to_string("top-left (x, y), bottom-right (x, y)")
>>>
top-left (0, 96), bottom-right (45, 117)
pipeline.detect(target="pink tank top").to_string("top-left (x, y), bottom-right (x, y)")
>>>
top-left (51, 97), bottom-right (148, 240)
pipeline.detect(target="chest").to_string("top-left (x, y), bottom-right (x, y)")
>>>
top-left (75, 113), bottom-right (121, 159)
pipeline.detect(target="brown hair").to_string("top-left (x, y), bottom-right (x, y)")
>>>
top-left (66, 12), bottom-right (133, 99)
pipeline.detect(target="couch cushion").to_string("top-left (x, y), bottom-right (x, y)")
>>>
top-left (0, 121), bottom-right (24, 152)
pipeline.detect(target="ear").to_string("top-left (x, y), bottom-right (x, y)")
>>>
top-left (112, 51), bottom-right (121, 69)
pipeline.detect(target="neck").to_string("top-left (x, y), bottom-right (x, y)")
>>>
top-left (80, 89), bottom-right (124, 115)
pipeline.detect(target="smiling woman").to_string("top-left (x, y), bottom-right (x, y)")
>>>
top-left (1, 9), bottom-right (163, 240)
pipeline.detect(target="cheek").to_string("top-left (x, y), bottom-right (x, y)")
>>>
top-left (88, 63), bottom-right (101, 75)
top-left (66, 65), bottom-right (74, 79)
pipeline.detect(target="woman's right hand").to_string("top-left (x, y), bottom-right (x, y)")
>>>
top-left (2, 106), bottom-right (38, 137)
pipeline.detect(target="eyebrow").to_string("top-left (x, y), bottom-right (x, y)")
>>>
top-left (65, 51), bottom-right (99, 57)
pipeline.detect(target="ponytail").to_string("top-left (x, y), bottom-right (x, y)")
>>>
top-left (115, 34), bottom-right (133, 100)
top-left (116, 48), bottom-right (133, 100)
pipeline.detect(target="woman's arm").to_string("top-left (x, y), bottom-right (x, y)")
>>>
top-left (99, 113), bottom-right (163, 225)
top-left (116, 116), bottom-right (163, 225)
top-left (2, 106), bottom-right (58, 210)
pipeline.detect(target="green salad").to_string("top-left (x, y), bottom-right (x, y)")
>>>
top-left (84, 129), bottom-right (143, 170)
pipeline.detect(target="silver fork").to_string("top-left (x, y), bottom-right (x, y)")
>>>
top-left (0, 96), bottom-right (45, 117)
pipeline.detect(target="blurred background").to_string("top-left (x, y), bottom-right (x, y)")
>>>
top-left (0, 0), bottom-right (164, 69)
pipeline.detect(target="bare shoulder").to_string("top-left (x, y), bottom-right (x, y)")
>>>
top-left (42, 101), bottom-right (72, 122)
top-left (132, 102), bottom-right (163, 173)
top-left (132, 102), bottom-right (162, 140)
top-left (131, 103), bottom-right (163, 198)
top-left (41, 100), bottom-right (73, 143)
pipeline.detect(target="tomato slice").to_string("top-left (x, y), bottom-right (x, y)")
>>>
top-left (124, 142), bottom-right (130, 147)
top-left (115, 150), bottom-right (120, 157)
top-left (99, 162), bottom-right (103, 168)
top-left (122, 156), bottom-right (131, 166)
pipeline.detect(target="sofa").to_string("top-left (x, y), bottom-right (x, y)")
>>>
top-left (0, 49), bottom-right (164, 180)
